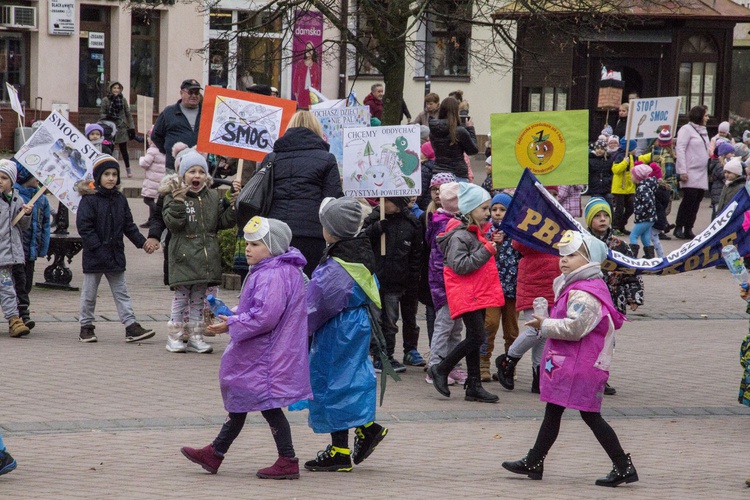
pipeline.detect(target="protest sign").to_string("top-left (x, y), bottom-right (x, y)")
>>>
top-left (500, 169), bottom-right (750, 276)
top-left (5, 83), bottom-right (23, 117)
top-left (136, 94), bottom-right (154, 134)
top-left (197, 86), bottom-right (297, 162)
top-left (625, 97), bottom-right (681, 142)
top-left (342, 125), bottom-right (421, 197)
top-left (15, 111), bottom-right (99, 213)
top-left (311, 106), bottom-right (370, 174)
top-left (491, 110), bottom-right (589, 188)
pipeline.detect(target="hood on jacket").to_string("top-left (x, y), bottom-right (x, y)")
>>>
top-left (158, 172), bottom-right (181, 195)
top-left (252, 246), bottom-right (307, 271)
top-left (436, 217), bottom-right (466, 252)
top-left (274, 127), bottom-right (330, 154)
top-left (75, 180), bottom-right (100, 196)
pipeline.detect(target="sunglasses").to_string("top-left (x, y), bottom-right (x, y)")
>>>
top-left (183, 89), bottom-right (201, 95)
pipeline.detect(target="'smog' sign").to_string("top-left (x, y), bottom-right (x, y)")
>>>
top-left (197, 86), bottom-right (297, 162)
top-left (15, 111), bottom-right (98, 212)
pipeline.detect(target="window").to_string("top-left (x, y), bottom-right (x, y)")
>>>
top-left (678, 35), bottom-right (718, 115)
top-left (130, 9), bottom-right (160, 103)
top-left (0, 33), bottom-right (26, 103)
top-left (354, 4), bottom-right (384, 75)
top-left (526, 87), bottom-right (568, 111)
top-left (730, 48), bottom-right (750, 118)
top-left (208, 8), bottom-right (282, 90)
top-left (424, 1), bottom-right (472, 77)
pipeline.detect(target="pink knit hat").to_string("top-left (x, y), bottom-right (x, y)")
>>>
top-left (648, 162), bottom-right (663, 179)
top-left (439, 181), bottom-right (461, 214)
top-left (631, 163), bottom-right (653, 182)
top-left (421, 141), bottom-right (436, 161)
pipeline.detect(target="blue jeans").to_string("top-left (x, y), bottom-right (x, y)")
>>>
top-left (630, 221), bottom-right (654, 246)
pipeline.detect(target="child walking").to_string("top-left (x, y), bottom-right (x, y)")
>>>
top-left (85, 123), bottom-right (113, 155)
top-left (502, 230), bottom-right (637, 487)
top-left (162, 151), bottom-right (237, 354)
top-left (480, 193), bottom-right (520, 382)
top-left (138, 127), bottom-right (166, 228)
top-left (181, 217), bottom-right (312, 479)
top-left (629, 163), bottom-right (658, 258)
top-left (428, 183), bottom-right (504, 403)
top-left (0, 160), bottom-right (32, 337)
top-left (304, 197), bottom-right (388, 472)
top-left (76, 155), bottom-right (156, 343)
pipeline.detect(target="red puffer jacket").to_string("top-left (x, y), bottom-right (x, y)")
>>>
top-left (437, 219), bottom-right (504, 319)
top-left (513, 241), bottom-right (559, 312)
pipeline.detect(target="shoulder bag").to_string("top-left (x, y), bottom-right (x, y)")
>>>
top-left (235, 153), bottom-right (275, 228)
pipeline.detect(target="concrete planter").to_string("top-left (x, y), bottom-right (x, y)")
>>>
top-left (222, 273), bottom-right (242, 290)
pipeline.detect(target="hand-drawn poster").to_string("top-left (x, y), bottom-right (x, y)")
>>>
top-left (342, 125), bottom-right (421, 197)
top-left (15, 111), bottom-right (99, 212)
top-left (311, 106), bottom-right (370, 174)
top-left (197, 86), bottom-right (297, 162)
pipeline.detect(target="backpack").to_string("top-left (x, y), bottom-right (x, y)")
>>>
top-left (97, 119), bottom-right (118, 143)
top-left (235, 153), bottom-right (275, 228)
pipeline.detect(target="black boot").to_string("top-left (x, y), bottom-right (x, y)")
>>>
top-left (502, 449), bottom-right (545, 480)
top-left (595, 453), bottom-right (639, 487)
top-left (464, 377), bottom-right (499, 403)
top-left (531, 366), bottom-right (540, 394)
top-left (684, 228), bottom-right (696, 239)
top-left (629, 244), bottom-right (640, 259)
top-left (604, 382), bottom-right (616, 395)
top-left (643, 246), bottom-right (655, 259)
top-left (428, 364), bottom-right (450, 398)
top-left (495, 353), bottom-right (519, 390)
top-left (673, 226), bottom-right (686, 239)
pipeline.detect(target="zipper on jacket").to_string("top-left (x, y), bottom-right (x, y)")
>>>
top-left (198, 195), bottom-right (209, 278)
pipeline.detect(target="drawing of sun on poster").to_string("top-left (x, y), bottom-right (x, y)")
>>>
top-left (311, 106), bottom-right (370, 175)
top-left (491, 110), bottom-right (589, 188)
top-left (342, 125), bottom-right (421, 197)
top-left (197, 86), bottom-right (297, 162)
top-left (15, 110), bottom-right (99, 213)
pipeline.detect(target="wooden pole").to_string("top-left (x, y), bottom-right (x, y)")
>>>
top-left (621, 99), bottom-right (635, 190)
top-left (380, 196), bottom-right (386, 255)
top-left (12, 187), bottom-right (45, 226)
top-left (236, 158), bottom-right (244, 182)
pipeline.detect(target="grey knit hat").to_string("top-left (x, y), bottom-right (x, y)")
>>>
top-left (0, 159), bottom-right (17, 185)
top-left (319, 197), bottom-right (362, 239)
top-left (243, 216), bottom-right (292, 256)
top-left (178, 150), bottom-right (207, 178)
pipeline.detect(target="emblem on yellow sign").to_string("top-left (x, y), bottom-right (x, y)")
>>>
top-left (514, 122), bottom-right (566, 175)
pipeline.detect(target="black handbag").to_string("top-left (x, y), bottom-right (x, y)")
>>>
top-left (235, 153), bottom-right (275, 228)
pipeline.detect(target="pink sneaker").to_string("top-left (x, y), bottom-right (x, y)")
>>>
top-left (426, 372), bottom-right (457, 385)
top-left (181, 443), bottom-right (223, 474)
top-left (449, 368), bottom-right (468, 384)
top-left (257, 456), bottom-right (300, 480)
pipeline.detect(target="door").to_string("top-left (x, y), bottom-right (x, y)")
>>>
top-left (78, 6), bottom-right (110, 112)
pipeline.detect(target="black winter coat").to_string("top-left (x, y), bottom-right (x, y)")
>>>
top-left (76, 185), bottom-right (146, 274)
top-left (362, 207), bottom-right (422, 294)
top-left (588, 152), bottom-right (614, 197)
top-left (265, 127), bottom-right (343, 239)
top-left (151, 99), bottom-right (202, 171)
top-left (428, 119), bottom-right (478, 178)
top-left (654, 182), bottom-right (672, 231)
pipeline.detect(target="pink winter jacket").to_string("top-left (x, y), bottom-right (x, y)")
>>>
top-left (139, 145), bottom-right (166, 199)
top-left (674, 122), bottom-right (709, 190)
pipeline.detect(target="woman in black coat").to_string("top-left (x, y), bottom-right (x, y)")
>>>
top-left (428, 97), bottom-right (478, 181)
top-left (263, 110), bottom-right (343, 276)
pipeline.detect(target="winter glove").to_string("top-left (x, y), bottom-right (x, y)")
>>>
top-left (128, 128), bottom-right (136, 140)
top-left (170, 178), bottom-right (188, 201)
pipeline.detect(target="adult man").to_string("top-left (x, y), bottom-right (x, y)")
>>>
top-left (151, 79), bottom-right (203, 172)
top-left (410, 93), bottom-right (440, 126)
top-left (364, 83), bottom-right (384, 120)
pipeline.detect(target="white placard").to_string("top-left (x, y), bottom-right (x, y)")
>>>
top-left (626, 97), bottom-right (682, 141)
top-left (88, 32), bottom-right (105, 49)
top-left (15, 111), bottom-right (100, 213)
top-left (311, 106), bottom-right (370, 174)
top-left (343, 125), bottom-right (422, 197)
top-left (5, 83), bottom-right (23, 117)
top-left (48, 0), bottom-right (75, 35)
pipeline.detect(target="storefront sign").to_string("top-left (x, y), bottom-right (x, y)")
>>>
top-left (197, 86), bottom-right (297, 162)
top-left (88, 32), bottom-right (105, 49)
top-left (15, 111), bottom-right (99, 213)
top-left (342, 125), bottom-right (422, 197)
top-left (311, 106), bottom-right (370, 175)
top-left (291, 11), bottom-right (323, 108)
top-left (48, 0), bottom-right (75, 35)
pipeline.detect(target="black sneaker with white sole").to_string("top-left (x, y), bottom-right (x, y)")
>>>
top-left (125, 322), bottom-right (155, 343)
top-left (79, 325), bottom-right (97, 343)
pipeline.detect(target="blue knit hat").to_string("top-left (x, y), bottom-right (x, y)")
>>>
top-left (457, 183), bottom-right (491, 215)
top-left (491, 192), bottom-right (512, 209)
top-left (619, 138), bottom-right (637, 151)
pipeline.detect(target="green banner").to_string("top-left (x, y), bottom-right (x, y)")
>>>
top-left (490, 110), bottom-right (589, 188)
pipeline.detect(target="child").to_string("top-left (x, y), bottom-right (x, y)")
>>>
top-left (480, 193), bottom-right (520, 382)
top-left (76, 155), bottom-right (155, 343)
top-left (611, 138), bottom-right (637, 235)
top-left (12, 163), bottom-right (50, 331)
top-left (181, 217), bottom-right (312, 479)
top-left (502, 230), bottom-right (637, 487)
top-left (162, 151), bottom-right (237, 353)
top-left (426, 180), bottom-right (466, 385)
top-left (0, 160), bottom-right (32, 337)
top-left (139, 127), bottom-right (166, 228)
top-left (304, 197), bottom-right (388, 472)
top-left (481, 156), bottom-right (502, 196)
top-left (709, 141), bottom-right (736, 219)
top-left (416, 141), bottom-right (436, 210)
top-left (717, 158), bottom-right (747, 215)
top-left (588, 138), bottom-right (613, 205)
top-left (557, 184), bottom-right (584, 217)
top-left (85, 123), bottom-right (113, 155)
top-left (649, 164), bottom-right (672, 257)
top-left (362, 197), bottom-right (423, 372)
top-left (629, 163), bottom-right (658, 258)
top-left (428, 183), bottom-right (504, 403)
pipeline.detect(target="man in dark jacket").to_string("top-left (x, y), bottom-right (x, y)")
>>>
top-left (152, 79), bottom-right (203, 172)
top-left (362, 197), bottom-right (423, 372)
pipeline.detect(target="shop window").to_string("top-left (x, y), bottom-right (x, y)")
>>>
top-left (0, 33), bottom-right (26, 103)
top-left (424, 0), bottom-right (472, 77)
top-left (354, 4), bottom-right (384, 76)
top-left (730, 48), bottom-right (750, 118)
top-left (526, 87), bottom-right (567, 111)
top-left (678, 35), bottom-right (718, 115)
top-left (130, 9), bottom-right (159, 103)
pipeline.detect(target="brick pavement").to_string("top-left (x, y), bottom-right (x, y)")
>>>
top-left (1, 164), bottom-right (749, 497)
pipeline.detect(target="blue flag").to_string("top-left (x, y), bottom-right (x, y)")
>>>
top-left (499, 169), bottom-right (750, 276)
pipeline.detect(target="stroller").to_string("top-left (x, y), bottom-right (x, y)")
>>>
top-left (96, 119), bottom-right (116, 155)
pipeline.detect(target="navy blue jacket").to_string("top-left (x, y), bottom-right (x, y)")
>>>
top-left (264, 127), bottom-right (343, 239)
top-left (15, 184), bottom-right (50, 261)
top-left (151, 99), bottom-right (202, 171)
top-left (76, 184), bottom-right (146, 274)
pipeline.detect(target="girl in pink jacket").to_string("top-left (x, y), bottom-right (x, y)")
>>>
top-left (502, 230), bottom-right (637, 488)
top-left (138, 128), bottom-right (166, 227)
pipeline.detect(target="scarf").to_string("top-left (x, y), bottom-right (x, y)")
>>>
top-left (107, 94), bottom-right (124, 118)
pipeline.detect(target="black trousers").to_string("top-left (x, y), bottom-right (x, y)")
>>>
top-left (438, 309), bottom-right (485, 379)
top-left (117, 142), bottom-right (130, 170)
top-left (290, 236), bottom-right (326, 278)
top-left (612, 194), bottom-right (634, 231)
top-left (11, 262), bottom-right (33, 320)
top-left (143, 197), bottom-right (157, 224)
top-left (213, 408), bottom-right (294, 457)
top-left (675, 187), bottom-right (704, 231)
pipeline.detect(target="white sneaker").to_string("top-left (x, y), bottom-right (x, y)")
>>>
top-left (186, 329), bottom-right (213, 354)
top-left (166, 321), bottom-right (186, 353)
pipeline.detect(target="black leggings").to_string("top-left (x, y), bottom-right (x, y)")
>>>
top-left (331, 429), bottom-right (349, 449)
top-left (438, 309), bottom-right (485, 379)
top-left (117, 142), bottom-right (130, 169)
top-left (532, 403), bottom-right (624, 461)
top-left (213, 408), bottom-right (294, 457)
